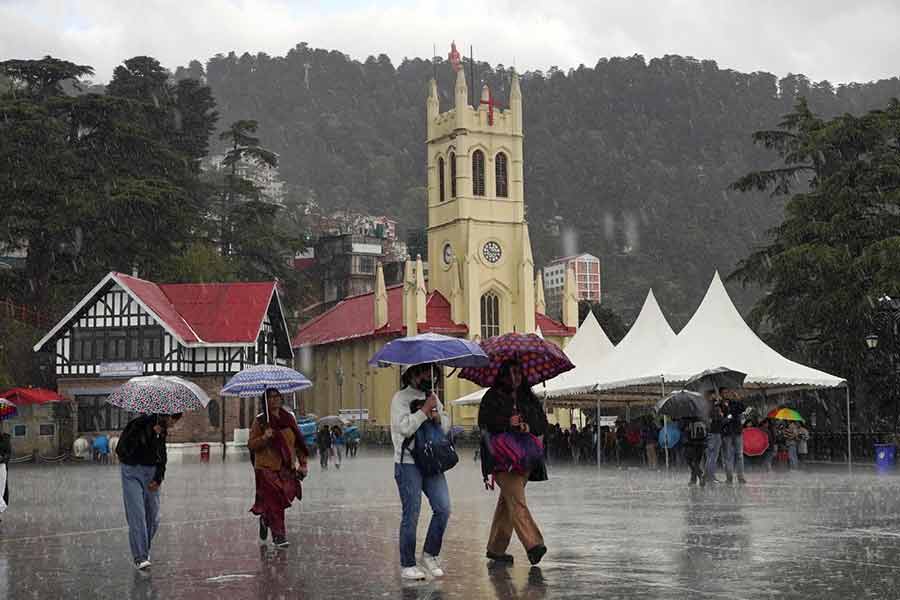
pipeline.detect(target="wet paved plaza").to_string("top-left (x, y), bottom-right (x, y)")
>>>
top-left (2, 449), bottom-right (900, 599)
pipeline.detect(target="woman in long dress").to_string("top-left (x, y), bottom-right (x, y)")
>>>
top-left (248, 389), bottom-right (308, 547)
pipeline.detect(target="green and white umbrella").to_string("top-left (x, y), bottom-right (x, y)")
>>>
top-left (107, 375), bottom-right (210, 415)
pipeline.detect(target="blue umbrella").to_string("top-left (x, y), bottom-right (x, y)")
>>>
top-left (368, 333), bottom-right (489, 368)
top-left (658, 423), bottom-right (682, 449)
top-left (221, 364), bottom-right (313, 398)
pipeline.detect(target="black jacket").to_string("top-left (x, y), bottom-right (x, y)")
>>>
top-left (722, 400), bottom-right (746, 436)
top-left (478, 385), bottom-right (549, 482)
top-left (0, 433), bottom-right (10, 464)
top-left (116, 415), bottom-right (169, 483)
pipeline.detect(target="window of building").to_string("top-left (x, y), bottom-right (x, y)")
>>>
top-left (438, 157), bottom-right (445, 202)
top-left (39, 423), bottom-right (56, 437)
top-left (76, 394), bottom-right (136, 432)
top-left (449, 152), bottom-right (457, 197)
top-left (12, 424), bottom-right (26, 437)
top-left (472, 150), bottom-right (485, 196)
top-left (480, 292), bottom-right (500, 339)
top-left (495, 152), bottom-right (508, 197)
top-left (354, 255), bottom-right (376, 274)
top-left (70, 326), bottom-right (163, 364)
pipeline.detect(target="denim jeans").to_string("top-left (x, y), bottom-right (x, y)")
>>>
top-left (705, 433), bottom-right (722, 480)
top-left (722, 434), bottom-right (744, 479)
top-left (787, 444), bottom-right (799, 468)
top-left (121, 464), bottom-right (160, 562)
top-left (394, 463), bottom-right (451, 568)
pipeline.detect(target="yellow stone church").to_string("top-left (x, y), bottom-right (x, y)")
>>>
top-left (293, 58), bottom-right (579, 427)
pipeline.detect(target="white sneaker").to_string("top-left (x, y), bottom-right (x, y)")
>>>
top-left (401, 566), bottom-right (427, 580)
top-left (135, 560), bottom-right (152, 571)
top-left (422, 554), bottom-right (444, 577)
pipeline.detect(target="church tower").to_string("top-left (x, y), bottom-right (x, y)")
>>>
top-left (426, 45), bottom-right (535, 339)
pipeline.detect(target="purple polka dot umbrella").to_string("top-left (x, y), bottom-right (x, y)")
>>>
top-left (107, 375), bottom-right (211, 415)
top-left (458, 333), bottom-right (575, 387)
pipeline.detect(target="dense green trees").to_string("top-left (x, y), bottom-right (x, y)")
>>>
top-left (730, 99), bottom-right (900, 429)
top-left (187, 46), bottom-right (900, 326)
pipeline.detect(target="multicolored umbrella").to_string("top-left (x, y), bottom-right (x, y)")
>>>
top-left (221, 364), bottom-right (313, 397)
top-left (107, 375), bottom-right (210, 415)
top-left (458, 333), bottom-right (575, 387)
top-left (368, 333), bottom-right (489, 368)
top-left (742, 427), bottom-right (769, 456)
top-left (767, 407), bottom-right (805, 422)
top-left (0, 398), bottom-right (17, 421)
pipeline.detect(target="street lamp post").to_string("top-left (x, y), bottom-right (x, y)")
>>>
top-left (866, 296), bottom-right (900, 432)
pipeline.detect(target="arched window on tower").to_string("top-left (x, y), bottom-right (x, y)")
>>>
top-left (480, 292), bottom-right (500, 339)
top-left (495, 152), bottom-right (508, 197)
top-left (472, 150), bottom-right (485, 196)
top-left (438, 157), bottom-right (445, 202)
top-left (449, 152), bottom-right (457, 198)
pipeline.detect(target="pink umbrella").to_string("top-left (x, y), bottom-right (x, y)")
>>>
top-left (459, 333), bottom-right (574, 387)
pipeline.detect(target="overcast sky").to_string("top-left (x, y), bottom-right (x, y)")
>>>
top-left (2, 0), bottom-right (898, 85)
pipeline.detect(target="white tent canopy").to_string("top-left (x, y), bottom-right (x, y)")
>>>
top-left (453, 311), bottom-right (616, 407)
top-left (655, 272), bottom-right (845, 391)
top-left (544, 289), bottom-right (676, 398)
top-left (540, 311), bottom-right (616, 397)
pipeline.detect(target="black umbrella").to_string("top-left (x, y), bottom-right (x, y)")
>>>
top-left (656, 390), bottom-right (709, 420)
top-left (685, 367), bottom-right (747, 393)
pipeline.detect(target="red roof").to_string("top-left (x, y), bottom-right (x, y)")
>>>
top-left (293, 287), bottom-right (573, 348)
top-left (293, 286), bottom-right (467, 347)
top-left (535, 312), bottom-right (577, 337)
top-left (116, 273), bottom-right (277, 345)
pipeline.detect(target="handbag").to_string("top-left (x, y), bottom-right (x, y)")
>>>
top-left (402, 420), bottom-right (459, 477)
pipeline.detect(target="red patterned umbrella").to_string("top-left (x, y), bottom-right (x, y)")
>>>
top-left (0, 387), bottom-right (64, 405)
top-left (459, 333), bottom-right (574, 387)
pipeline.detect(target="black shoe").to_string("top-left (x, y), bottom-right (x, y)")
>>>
top-left (527, 544), bottom-right (547, 566)
top-left (486, 551), bottom-right (514, 563)
top-left (272, 536), bottom-right (290, 548)
top-left (259, 517), bottom-right (268, 542)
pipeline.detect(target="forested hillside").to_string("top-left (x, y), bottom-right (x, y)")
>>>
top-left (179, 44), bottom-right (900, 326)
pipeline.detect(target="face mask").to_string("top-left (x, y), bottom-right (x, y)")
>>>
top-left (416, 379), bottom-right (433, 393)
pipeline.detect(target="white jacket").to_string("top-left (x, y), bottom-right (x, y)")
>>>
top-left (390, 386), bottom-right (450, 465)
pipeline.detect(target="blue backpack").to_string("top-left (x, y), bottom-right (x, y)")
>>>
top-left (402, 420), bottom-right (459, 477)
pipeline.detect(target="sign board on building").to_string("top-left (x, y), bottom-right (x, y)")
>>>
top-left (98, 362), bottom-right (145, 378)
top-left (339, 408), bottom-right (369, 422)
top-left (351, 243), bottom-right (382, 255)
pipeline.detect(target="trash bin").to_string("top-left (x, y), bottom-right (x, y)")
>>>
top-left (200, 443), bottom-right (210, 463)
top-left (875, 443), bottom-right (896, 472)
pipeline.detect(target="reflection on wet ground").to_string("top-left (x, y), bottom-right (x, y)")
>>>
top-left (1, 449), bottom-right (899, 598)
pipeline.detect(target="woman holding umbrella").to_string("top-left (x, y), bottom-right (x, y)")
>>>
top-left (478, 359), bottom-right (549, 566)
top-left (248, 388), bottom-right (309, 548)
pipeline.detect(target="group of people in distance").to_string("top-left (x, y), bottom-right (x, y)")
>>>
top-left (390, 359), bottom-right (548, 581)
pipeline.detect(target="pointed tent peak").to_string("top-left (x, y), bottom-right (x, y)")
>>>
top-left (569, 309), bottom-right (615, 355)
top-left (617, 288), bottom-right (676, 350)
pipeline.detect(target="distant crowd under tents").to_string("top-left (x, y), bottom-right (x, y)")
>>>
top-left (454, 272), bottom-right (847, 452)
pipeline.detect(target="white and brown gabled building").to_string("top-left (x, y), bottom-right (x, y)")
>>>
top-left (33, 271), bottom-right (293, 456)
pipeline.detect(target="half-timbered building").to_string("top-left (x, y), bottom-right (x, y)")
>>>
top-left (33, 271), bottom-right (293, 456)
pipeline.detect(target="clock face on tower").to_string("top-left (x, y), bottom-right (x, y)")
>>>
top-left (442, 243), bottom-right (453, 265)
top-left (482, 241), bottom-right (502, 264)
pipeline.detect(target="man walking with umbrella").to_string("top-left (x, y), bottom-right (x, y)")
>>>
top-left (116, 412), bottom-right (183, 570)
